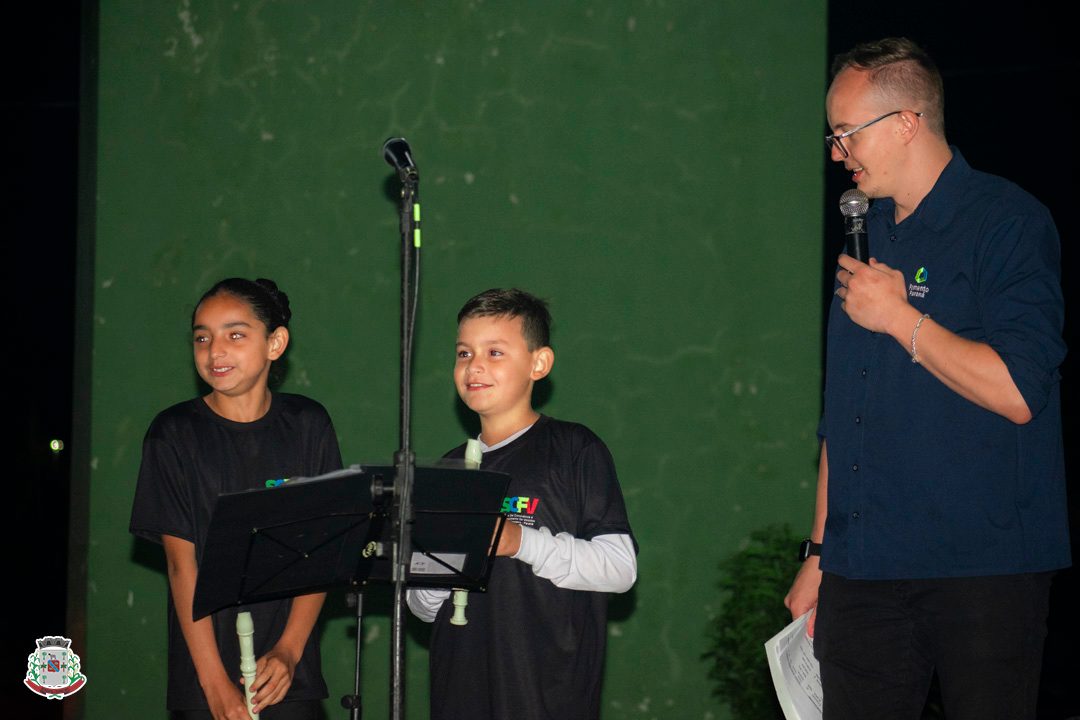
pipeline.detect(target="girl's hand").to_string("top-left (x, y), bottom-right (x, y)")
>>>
top-left (201, 673), bottom-right (250, 720)
top-left (248, 645), bottom-right (299, 712)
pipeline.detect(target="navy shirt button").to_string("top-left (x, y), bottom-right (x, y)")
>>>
top-left (861, 368), bottom-right (868, 377)
top-left (855, 416), bottom-right (861, 424)
top-left (852, 511), bottom-right (860, 519)
top-left (852, 464), bottom-right (859, 471)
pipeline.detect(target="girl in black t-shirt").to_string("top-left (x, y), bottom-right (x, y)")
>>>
top-left (131, 278), bottom-right (340, 720)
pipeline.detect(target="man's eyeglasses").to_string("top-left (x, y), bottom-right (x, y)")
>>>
top-left (825, 110), bottom-right (923, 158)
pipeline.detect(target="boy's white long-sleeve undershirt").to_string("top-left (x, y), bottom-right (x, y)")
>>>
top-left (406, 526), bottom-right (637, 623)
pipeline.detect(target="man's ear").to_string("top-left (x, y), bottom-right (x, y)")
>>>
top-left (267, 327), bottom-right (290, 360)
top-left (530, 346), bottom-right (554, 381)
top-left (898, 109), bottom-right (921, 143)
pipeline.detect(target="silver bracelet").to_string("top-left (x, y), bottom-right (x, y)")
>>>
top-left (910, 313), bottom-right (930, 364)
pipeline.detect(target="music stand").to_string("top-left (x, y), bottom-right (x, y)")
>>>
top-left (191, 462), bottom-right (511, 719)
top-left (192, 467), bottom-right (383, 620)
top-left (354, 463), bottom-right (511, 592)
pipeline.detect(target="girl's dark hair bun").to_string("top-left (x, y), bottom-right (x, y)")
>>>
top-left (194, 277), bottom-right (291, 331)
top-left (254, 278), bottom-right (292, 326)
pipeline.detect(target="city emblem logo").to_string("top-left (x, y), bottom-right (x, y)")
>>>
top-left (24, 636), bottom-right (87, 699)
top-left (914, 266), bottom-right (928, 284)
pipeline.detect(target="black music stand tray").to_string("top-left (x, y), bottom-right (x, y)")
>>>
top-left (192, 463), bottom-right (511, 620)
top-left (192, 467), bottom-right (382, 620)
top-left (355, 463), bottom-right (511, 591)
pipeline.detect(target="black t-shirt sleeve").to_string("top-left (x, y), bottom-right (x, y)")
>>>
top-left (315, 416), bottom-right (344, 475)
top-left (130, 420), bottom-right (194, 545)
top-left (574, 433), bottom-right (635, 545)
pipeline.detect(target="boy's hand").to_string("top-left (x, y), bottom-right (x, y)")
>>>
top-left (201, 673), bottom-right (250, 720)
top-left (248, 645), bottom-right (300, 713)
top-left (493, 519), bottom-right (523, 556)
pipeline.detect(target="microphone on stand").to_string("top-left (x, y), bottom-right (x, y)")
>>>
top-left (382, 137), bottom-right (418, 182)
top-left (839, 188), bottom-right (869, 262)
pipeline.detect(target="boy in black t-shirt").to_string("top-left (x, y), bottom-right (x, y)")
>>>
top-left (408, 288), bottom-right (637, 720)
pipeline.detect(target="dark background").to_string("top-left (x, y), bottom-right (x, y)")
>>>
top-left (7, 1), bottom-right (1076, 718)
top-left (7, 3), bottom-right (81, 717)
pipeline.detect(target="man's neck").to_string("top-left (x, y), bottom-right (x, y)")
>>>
top-left (893, 142), bottom-right (953, 223)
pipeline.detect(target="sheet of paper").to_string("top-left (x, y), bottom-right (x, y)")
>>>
top-left (764, 611), bottom-right (823, 720)
top-left (409, 551), bottom-right (466, 575)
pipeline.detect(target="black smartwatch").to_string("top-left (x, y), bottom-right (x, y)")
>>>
top-left (798, 538), bottom-right (822, 562)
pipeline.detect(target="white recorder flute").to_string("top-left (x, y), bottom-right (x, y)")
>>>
top-left (452, 438), bottom-right (485, 626)
top-left (236, 611), bottom-right (259, 720)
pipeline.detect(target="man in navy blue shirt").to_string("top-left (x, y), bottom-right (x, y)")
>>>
top-left (785, 38), bottom-right (1068, 720)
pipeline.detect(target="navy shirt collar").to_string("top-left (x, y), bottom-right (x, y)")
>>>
top-left (869, 146), bottom-right (971, 233)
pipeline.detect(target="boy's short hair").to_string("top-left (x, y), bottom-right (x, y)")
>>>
top-left (457, 288), bottom-right (552, 350)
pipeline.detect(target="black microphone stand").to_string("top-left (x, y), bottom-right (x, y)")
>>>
top-left (389, 152), bottom-right (420, 720)
top-left (342, 138), bottom-right (420, 720)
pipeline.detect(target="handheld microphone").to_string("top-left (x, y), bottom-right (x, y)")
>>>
top-left (382, 137), bottom-right (418, 182)
top-left (839, 189), bottom-right (869, 262)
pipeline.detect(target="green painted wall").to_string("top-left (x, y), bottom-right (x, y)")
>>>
top-left (85, 2), bottom-right (825, 718)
